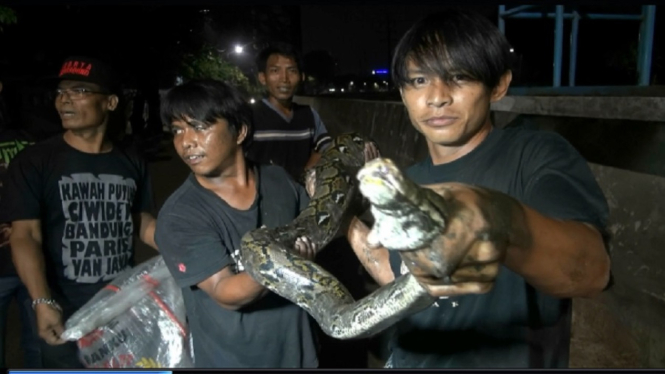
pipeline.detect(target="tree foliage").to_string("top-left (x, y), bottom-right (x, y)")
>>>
top-left (180, 44), bottom-right (262, 97)
top-left (0, 6), bottom-right (17, 32)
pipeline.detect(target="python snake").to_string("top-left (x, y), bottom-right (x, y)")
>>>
top-left (240, 133), bottom-right (451, 339)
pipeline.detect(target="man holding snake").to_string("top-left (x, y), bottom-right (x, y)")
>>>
top-left (346, 8), bottom-right (611, 368)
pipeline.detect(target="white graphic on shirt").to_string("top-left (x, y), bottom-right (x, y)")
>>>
top-left (58, 173), bottom-right (136, 283)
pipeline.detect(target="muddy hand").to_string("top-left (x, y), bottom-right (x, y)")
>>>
top-left (400, 183), bottom-right (511, 297)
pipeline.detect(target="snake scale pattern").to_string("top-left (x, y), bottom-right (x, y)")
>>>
top-left (240, 133), bottom-right (450, 339)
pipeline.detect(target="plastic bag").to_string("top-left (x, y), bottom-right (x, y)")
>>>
top-left (62, 255), bottom-right (194, 368)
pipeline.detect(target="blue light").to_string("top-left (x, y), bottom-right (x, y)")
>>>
top-left (10, 372), bottom-right (171, 374)
top-left (374, 69), bottom-right (389, 75)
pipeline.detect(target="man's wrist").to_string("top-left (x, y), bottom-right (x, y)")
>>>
top-left (32, 297), bottom-right (62, 312)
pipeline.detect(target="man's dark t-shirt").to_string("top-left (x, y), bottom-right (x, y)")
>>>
top-left (155, 164), bottom-right (318, 368)
top-left (1, 135), bottom-right (154, 313)
top-left (388, 126), bottom-right (609, 368)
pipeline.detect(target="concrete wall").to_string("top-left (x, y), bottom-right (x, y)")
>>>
top-left (295, 95), bottom-right (665, 368)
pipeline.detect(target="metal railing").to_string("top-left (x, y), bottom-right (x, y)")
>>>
top-left (498, 5), bottom-right (657, 87)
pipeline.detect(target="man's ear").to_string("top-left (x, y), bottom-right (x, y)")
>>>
top-left (258, 72), bottom-right (267, 86)
top-left (107, 94), bottom-right (119, 111)
top-left (237, 123), bottom-right (248, 145)
top-left (490, 70), bottom-right (512, 103)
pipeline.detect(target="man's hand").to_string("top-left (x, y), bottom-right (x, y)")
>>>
top-left (294, 236), bottom-right (318, 260)
top-left (374, 183), bottom-right (514, 298)
top-left (35, 303), bottom-right (66, 345)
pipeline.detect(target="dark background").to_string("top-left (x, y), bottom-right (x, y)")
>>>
top-left (1, 3), bottom-right (663, 90)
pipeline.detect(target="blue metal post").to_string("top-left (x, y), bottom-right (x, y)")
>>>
top-left (553, 5), bottom-right (564, 87)
top-left (637, 5), bottom-right (656, 86)
top-left (498, 5), bottom-right (506, 34)
top-left (569, 11), bottom-right (579, 86)
top-left (501, 5), bottom-right (535, 17)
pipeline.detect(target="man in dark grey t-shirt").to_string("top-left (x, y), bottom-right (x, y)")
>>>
top-left (155, 79), bottom-right (319, 368)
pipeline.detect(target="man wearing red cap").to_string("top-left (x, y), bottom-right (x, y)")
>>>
top-left (1, 56), bottom-right (158, 368)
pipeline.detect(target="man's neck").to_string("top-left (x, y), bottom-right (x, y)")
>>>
top-left (63, 128), bottom-right (112, 154)
top-left (267, 96), bottom-right (294, 117)
top-left (195, 151), bottom-right (257, 210)
top-left (428, 119), bottom-right (493, 166)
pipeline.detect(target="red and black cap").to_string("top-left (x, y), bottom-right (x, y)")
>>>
top-left (58, 56), bottom-right (120, 94)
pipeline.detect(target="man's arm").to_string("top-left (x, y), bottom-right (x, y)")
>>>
top-left (304, 152), bottom-right (322, 170)
top-left (196, 266), bottom-right (270, 310)
top-left (398, 184), bottom-right (610, 299)
top-left (304, 107), bottom-right (332, 170)
top-left (10, 219), bottom-right (66, 345)
top-left (503, 195), bottom-right (610, 298)
top-left (135, 212), bottom-right (157, 250)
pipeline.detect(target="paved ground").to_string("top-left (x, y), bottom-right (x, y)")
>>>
top-left (3, 136), bottom-right (388, 369)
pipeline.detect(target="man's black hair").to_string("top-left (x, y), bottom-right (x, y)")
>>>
top-left (392, 8), bottom-right (514, 90)
top-left (255, 42), bottom-right (304, 73)
top-left (160, 79), bottom-right (254, 151)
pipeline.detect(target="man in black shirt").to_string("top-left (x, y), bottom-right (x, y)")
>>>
top-left (346, 9), bottom-right (611, 368)
top-left (156, 79), bottom-right (319, 368)
top-left (2, 56), bottom-right (157, 368)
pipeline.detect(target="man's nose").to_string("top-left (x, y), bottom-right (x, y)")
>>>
top-left (426, 80), bottom-right (453, 108)
top-left (180, 129), bottom-right (196, 149)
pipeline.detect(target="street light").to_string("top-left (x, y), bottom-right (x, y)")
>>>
top-left (234, 45), bottom-right (244, 54)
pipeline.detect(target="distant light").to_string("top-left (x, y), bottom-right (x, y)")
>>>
top-left (509, 48), bottom-right (514, 53)
top-left (250, 98), bottom-right (256, 104)
top-left (374, 69), bottom-right (389, 75)
top-left (234, 45), bottom-right (244, 54)
top-left (341, 88), bottom-right (345, 92)
top-left (372, 70), bottom-right (376, 75)
top-left (364, 82), bottom-right (367, 86)
top-left (329, 88), bottom-right (336, 92)
top-left (383, 81), bottom-right (388, 85)
top-left (349, 81), bottom-right (354, 85)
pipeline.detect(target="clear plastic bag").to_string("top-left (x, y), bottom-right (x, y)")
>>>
top-left (62, 255), bottom-right (194, 368)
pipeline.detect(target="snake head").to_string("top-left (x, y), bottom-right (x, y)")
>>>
top-left (357, 158), bottom-right (407, 210)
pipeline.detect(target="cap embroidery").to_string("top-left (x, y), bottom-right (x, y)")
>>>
top-left (59, 61), bottom-right (92, 77)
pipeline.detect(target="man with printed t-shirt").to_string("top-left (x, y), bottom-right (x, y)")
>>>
top-left (1, 56), bottom-right (157, 368)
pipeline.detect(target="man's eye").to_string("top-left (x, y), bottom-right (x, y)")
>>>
top-left (73, 88), bottom-right (88, 94)
top-left (409, 77), bottom-right (427, 86)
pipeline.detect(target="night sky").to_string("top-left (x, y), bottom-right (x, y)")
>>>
top-left (1, 3), bottom-right (663, 88)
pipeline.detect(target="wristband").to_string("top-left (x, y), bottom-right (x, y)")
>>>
top-left (32, 298), bottom-right (62, 312)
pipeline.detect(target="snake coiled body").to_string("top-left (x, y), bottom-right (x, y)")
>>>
top-left (240, 133), bottom-right (449, 339)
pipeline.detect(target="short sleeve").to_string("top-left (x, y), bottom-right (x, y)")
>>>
top-left (310, 108), bottom-right (332, 153)
top-left (155, 210), bottom-right (232, 288)
top-left (132, 157), bottom-right (155, 215)
top-left (522, 133), bottom-right (609, 232)
top-left (0, 152), bottom-right (43, 223)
